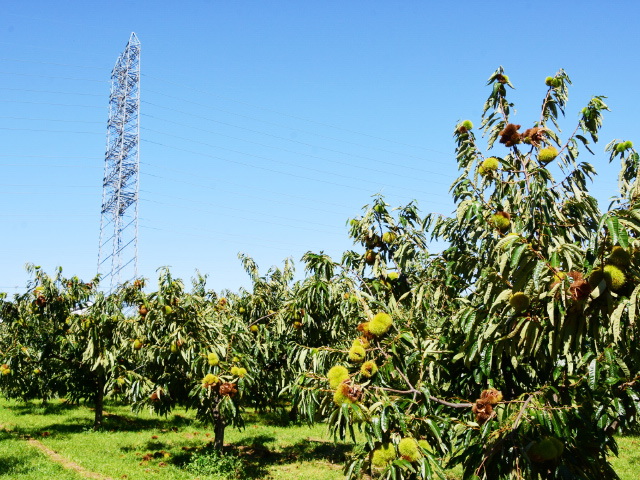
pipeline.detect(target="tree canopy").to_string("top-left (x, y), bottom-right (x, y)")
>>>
top-left (1, 67), bottom-right (639, 480)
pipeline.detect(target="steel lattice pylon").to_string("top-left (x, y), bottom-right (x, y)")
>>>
top-left (98, 32), bottom-right (141, 290)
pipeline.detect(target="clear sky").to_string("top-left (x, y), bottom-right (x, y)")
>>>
top-left (1, 1), bottom-right (638, 293)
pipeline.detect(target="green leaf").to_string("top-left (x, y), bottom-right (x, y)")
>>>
top-left (480, 343), bottom-right (493, 375)
top-left (588, 359), bottom-right (598, 390)
top-left (590, 279), bottom-right (607, 299)
top-left (381, 407), bottom-right (390, 432)
top-left (392, 403), bottom-right (407, 432)
top-left (607, 215), bottom-right (629, 248)
top-left (425, 418), bottom-right (441, 442)
top-left (533, 261), bottom-right (547, 291)
top-left (510, 244), bottom-right (527, 268)
top-left (371, 416), bottom-right (382, 441)
top-left (630, 285), bottom-right (640, 326)
top-left (496, 234), bottom-right (519, 252)
top-left (611, 301), bottom-right (626, 343)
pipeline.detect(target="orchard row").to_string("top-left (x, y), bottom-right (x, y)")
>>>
top-left (2, 68), bottom-right (639, 479)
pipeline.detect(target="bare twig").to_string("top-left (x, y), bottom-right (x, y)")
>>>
top-left (512, 393), bottom-right (536, 431)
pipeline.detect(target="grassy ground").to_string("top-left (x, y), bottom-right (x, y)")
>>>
top-left (0, 429), bottom-right (84, 479)
top-left (0, 398), bottom-right (349, 480)
top-left (610, 435), bottom-right (640, 479)
top-left (0, 397), bottom-right (637, 479)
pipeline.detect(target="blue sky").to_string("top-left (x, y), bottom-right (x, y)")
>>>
top-left (1, 1), bottom-right (638, 293)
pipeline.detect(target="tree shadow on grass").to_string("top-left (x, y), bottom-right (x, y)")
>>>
top-left (231, 437), bottom-right (352, 479)
top-left (8, 412), bottom-right (194, 440)
top-left (0, 432), bottom-right (27, 476)
top-left (11, 418), bottom-right (155, 437)
top-left (0, 453), bottom-right (29, 476)
top-left (5, 399), bottom-right (195, 430)
top-left (101, 412), bottom-right (193, 431)
top-left (281, 438), bottom-right (352, 463)
top-left (4, 402), bottom-right (353, 478)
top-left (243, 408), bottom-right (303, 427)
top-left (5, 401), bottom-right (77, 416)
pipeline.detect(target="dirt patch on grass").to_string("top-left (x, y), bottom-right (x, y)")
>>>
top-left (26, 438), bottom-right (115, 480)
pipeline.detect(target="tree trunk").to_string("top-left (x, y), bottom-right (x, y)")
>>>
top-left (213, 398), bottom-right (226, 450)
top-left (288, 402), bottom-right (298, 422)
top-left (93, 371), bottom-right (105, 430)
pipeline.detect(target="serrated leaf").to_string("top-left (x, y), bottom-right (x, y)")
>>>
top-left (381, 407), bottom-right (389, 432)
top-left (611, 301), bottom-right (626, 342)
top-left (490, 289), bottom-right (512, 314)
top-left (510, 244), bottom-right (527, 268)
top-left (630, 284), bottom-right (640, 326)
top-left (480, 343), bottom-right (493, 375)
top-left (372, 416), bottom-right (382, 440)
top-left (533, 261), bottom-right (547, 290)
top-left (607, 216), bottom-right (625, 247)
top-left (496, 234), bottom-right (520, 252)
top-left (589, 359), bottom-right (598, 390)
top-left (616, 358), bottom-right (631, 378)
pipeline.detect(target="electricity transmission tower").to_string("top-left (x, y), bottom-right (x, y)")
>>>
top-left (97, 32), bottom-right (141, 290)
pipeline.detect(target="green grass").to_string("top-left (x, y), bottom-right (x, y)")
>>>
top-left (0, 398), bottom-right (349, 479)
top-left (0, 430), bottom-right (84, 479)
top-left (610, 435), bottom-right (640, 480)
top-left (0, 397), bottom-right (638, 479)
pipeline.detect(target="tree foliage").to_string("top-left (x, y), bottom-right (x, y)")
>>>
top-left (292, 68), bottom-right (640, 479)
top-left (1, 68), bottom-right (639, 480)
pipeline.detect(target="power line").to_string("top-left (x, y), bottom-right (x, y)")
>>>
top-left (0, 91), bottom-right (450, 178)
top-left (0, 107), bottom-right (451, 190)
top-left (0, 164), bottom-right (101, 168)
top-left (4, 12), bottom-right (108, 29)
top-left (0, 57), bottom-right (104, 70)
top-left (0, 184), bottom-right (97, 188)
top-left (0, 92), bottom-right (451, 177)
top-left (142, 93), bottom-right (454, 167)
top-left (0, 41), bottom-right (76, 52)
top-left (0, 115), bottom-right (102, 125)
top-left (140, 192), bottom-right (345, 234)
top-left (0, 66), bottom-right (457, 215)
top-left (0, 70), bottom-right (109, 83)
top-left (1, 79), bottom-right (451, 166)
top-left (0, 99), bottom-right (103, 109)
top-left (0, 155), bottom-right (451, 208)
top-left (139, 224), bottom-right (307, 254)
top-left (0, 218), bottom-right (97, 223)
top-left (0, 161), bottom-right (452, 210)
top-left (140, 204), bottom-right (341, 244)
top-left (0, 159), bottom-right (354, 212)
top-left (140, 127), bottom-right (451, 198)
top-left (139, 175), bottom-right (347, 217)
top-left (0, 170), bottom-right (449, 221)
top-left (0, 154), bottom-right (102, 160)
top-left (0, 105), bottom-right (450, 181)
top-left (141, 138), bottom-right (451, 206)
top-left (0, 127), bottom-right (102, 135)
top-left (141, 111), bottom-right (454, 180)
top-left (0, 87), bottom-right (103, 97)
top-left (0, 191), bottom-right (100, 195)
top-left (139, 220), bottom-right (327, 250)
top-left (143, 73), bottom-right (448, 154)
top-left (0, 86), bottom-right (452, 179)
top-left (0, 213), bottom-right (95, 217)
top-left (139, 161), bottom-right (353, 210)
